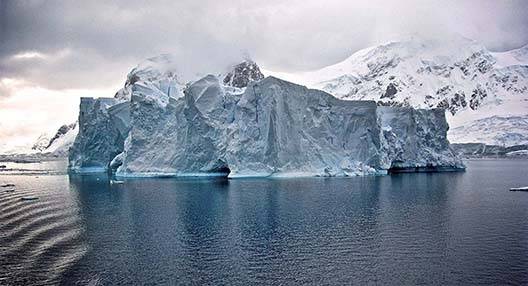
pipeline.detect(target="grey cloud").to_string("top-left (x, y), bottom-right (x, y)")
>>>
top-left (1, 0), bottom-right (527, 95)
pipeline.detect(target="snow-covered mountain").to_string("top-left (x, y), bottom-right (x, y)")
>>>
top-left (0, 123), bottom-right (78, 157)
top-left (43, 123), bottom-right (78, 156)
top-left (31, 123), bottom-right (77, 152)
top-left (265, 36), bottom-right (528, 146)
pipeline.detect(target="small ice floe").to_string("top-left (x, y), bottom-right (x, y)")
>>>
top-left (110, 179), bottom-right (125, 185)
top-left (20, 196), bottom-right (39, 201)
top-left (510, 186), bottom-right (528, 192)
top-left (1, 184), bottom-right (15, 188)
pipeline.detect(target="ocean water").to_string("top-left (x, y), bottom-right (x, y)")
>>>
top-left (0, 159), bottom-right (527, 285)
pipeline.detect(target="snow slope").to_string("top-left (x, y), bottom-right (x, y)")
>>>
top-left (449, 115), bottom-right (528, 146)
top-left (31, 134), bottom-right (51, 152)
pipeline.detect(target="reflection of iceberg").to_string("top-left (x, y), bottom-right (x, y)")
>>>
top-left (69, 57), bottom-right (464, 178)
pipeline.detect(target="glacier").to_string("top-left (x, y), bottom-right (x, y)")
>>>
top-left (68, 57), bottom-right (464, 177)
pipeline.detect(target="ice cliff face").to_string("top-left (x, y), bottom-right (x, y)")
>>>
top-left (266, 36), bottom-right (528, 147)
top-left (69, 98), bottom-right (129, 172)
top-left (378, 107), bottom-right (462, 171)
top-left (69, 57), bottom-right (463, 177)
top-left (226, 77), bottom-right (384, 177)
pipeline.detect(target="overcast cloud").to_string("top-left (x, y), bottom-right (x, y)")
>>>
top-left (1, 0), bottom-right (528, 149)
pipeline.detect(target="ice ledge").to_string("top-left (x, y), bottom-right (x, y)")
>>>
top-left (69, 166), bottom-right (108, 174)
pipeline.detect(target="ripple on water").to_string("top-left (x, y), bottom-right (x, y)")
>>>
top-left (0, 175), bottom-right (87, 286)
top-left (0, 200), bottom-right (66, 224)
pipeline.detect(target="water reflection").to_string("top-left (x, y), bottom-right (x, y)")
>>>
top-left (2, 160), bottom-right (527, 285)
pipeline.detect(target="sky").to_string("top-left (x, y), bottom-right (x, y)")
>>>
top-left (1, 0), bottom-right (528, 150)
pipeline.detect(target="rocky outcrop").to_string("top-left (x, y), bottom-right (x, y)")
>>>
top-left (223, 60), bottom-right (264, 88)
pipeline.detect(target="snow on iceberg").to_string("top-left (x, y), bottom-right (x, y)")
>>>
top-left (69, 57), bottom-right (464, 177)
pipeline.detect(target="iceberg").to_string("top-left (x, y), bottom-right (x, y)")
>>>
top-left (69, 57), bottom-right (464, 177)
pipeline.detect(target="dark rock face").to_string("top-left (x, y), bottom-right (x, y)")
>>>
top-left (455, 51), bottom-right (495, 75)
top-left (223, 60), bottom-right (264, 88)
top-left (382, 83), bottom-right (398, 99)
top-left (469, 85), bottom-right (488, 110)
top-left (435, 92), bottom-right (467, 115)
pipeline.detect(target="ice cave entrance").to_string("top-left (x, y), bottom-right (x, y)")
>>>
top-left (208, 160), bottom-right (231, 178)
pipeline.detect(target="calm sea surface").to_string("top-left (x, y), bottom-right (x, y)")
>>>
top-left (0, 160), bottom-right (527, 285)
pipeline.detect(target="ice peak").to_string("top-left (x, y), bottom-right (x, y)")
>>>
top-left (126, 54), bottom-right (180, 86)
top-left (114, 54), bottom-right (185, 101)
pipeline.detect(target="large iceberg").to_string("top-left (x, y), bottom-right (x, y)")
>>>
top-left (69, 57), bottom-right (464, 177)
